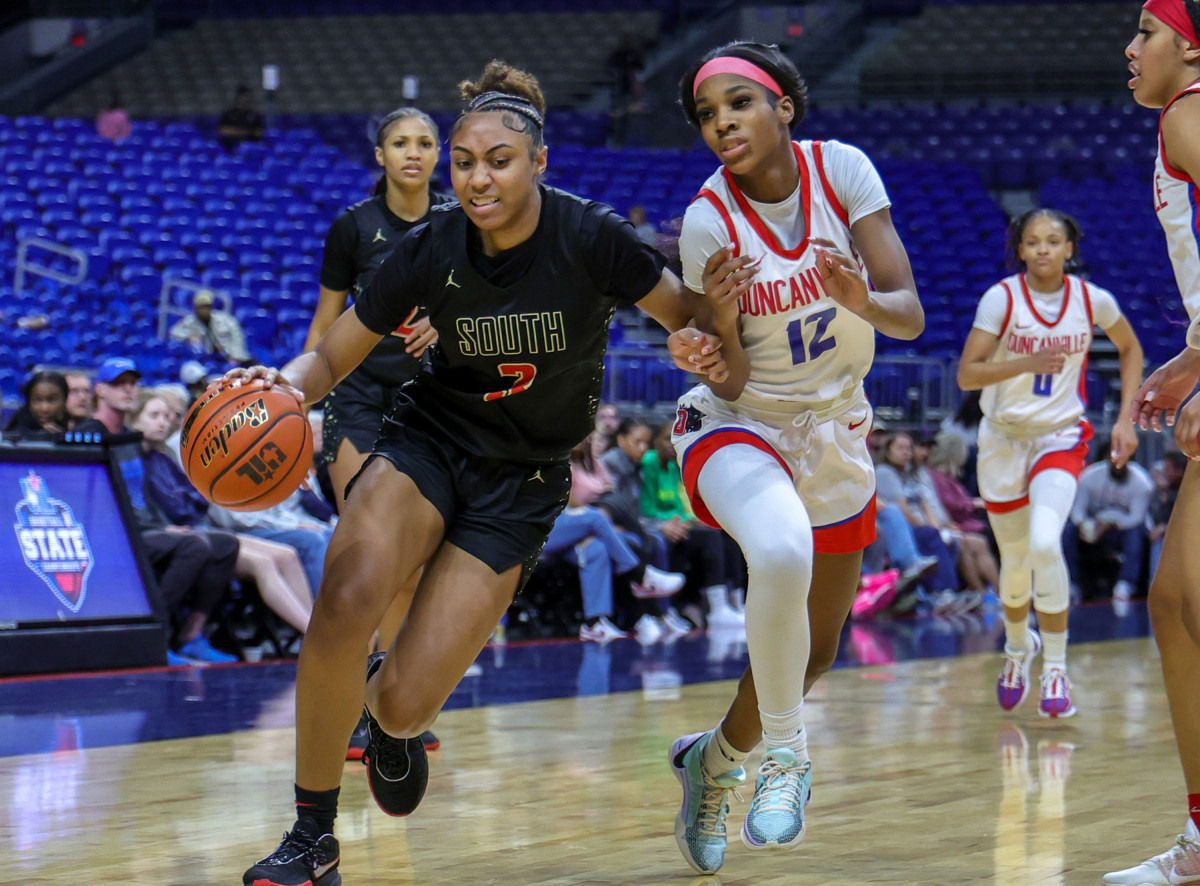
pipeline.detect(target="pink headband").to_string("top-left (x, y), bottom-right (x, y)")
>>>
top-left (1145, 0), bottom-right (1199, 45)
top-left (693, 56), bottom-right (784, 99)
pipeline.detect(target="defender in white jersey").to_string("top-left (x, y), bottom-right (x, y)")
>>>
top-left (1108, 3), bottom-right (1200, 883)
top-left (959, 209), bottom-right (1142, 723)
top-left (663, 42), bottom-right (924, 875)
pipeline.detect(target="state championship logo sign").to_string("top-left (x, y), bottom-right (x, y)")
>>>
top-left (13, 471), bottom-right (94, 613)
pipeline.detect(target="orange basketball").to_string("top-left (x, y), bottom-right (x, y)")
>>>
top-left (179, 378), bottom-right (313, 512)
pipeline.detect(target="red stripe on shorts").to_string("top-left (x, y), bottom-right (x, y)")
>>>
top-left (681, 429), bottom-right (790, 529)
top-left (812, 494), bottom-right (877, 554)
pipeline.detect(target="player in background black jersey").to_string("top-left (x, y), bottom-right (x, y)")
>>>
top-left (305, 107), bottom-right (452, 759)
top-left (235, 61), bottom-right (725, 886)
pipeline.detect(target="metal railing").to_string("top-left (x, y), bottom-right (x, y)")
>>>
top-left (14, 237), bottom-right (88, 297)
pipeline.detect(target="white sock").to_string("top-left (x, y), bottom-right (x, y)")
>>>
top-left (703, 724), bottom-right (750, 777)
top-left (760, 704), bottom-right (808, 761)
top-left (1042, 630), bottom-right (1068, 671)
top-left (1004, 615), bottom-right (1030, 653)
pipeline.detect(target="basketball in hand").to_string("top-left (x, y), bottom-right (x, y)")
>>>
top-left (180, 378), bottom-right (312, 512)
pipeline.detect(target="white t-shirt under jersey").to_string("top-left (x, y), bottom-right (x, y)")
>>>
top-left (973, 273), bottom-right (1122, 430)
top-left (679, 139), bottom-right (890, 409)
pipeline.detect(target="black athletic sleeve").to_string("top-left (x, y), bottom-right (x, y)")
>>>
top-left (353, 223), bottom-right (433, 335)
top-left (318, 211), bottom-right (359, 291)
top-left (581, 204), bottom-right (669, 308)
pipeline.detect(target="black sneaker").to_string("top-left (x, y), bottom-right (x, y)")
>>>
top-left (362, 652), bottom-right (428, 816)
top-left (243, 819), bottom-right (340, 886)
top-left (420, 730), bottom-right (440, 751)
top-left (346, 714), bottom-right (368, 762)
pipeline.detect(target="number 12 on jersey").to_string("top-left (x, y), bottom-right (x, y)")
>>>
top-left (787, 307), bottom-right (837, 365)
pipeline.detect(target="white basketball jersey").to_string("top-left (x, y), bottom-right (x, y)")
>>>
top-left (1155, 80), bottom-right (1200, 347)
top-left (980, 273), bottom-right (1097, 429)
top-left (693, 140), bottom-right (876, 408)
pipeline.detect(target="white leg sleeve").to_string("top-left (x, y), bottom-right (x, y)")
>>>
top-left (989, 507), bottom-right (1032, 611)
top-left (1027, 469), bottom-right (1077, 615)
top-left (696, 444), bottom-right (813, 717)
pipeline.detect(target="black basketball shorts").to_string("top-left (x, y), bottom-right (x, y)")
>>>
top-left (322, 369), bottom-right (395, 462)
top-left (351, 417), bottom-right (570, 587)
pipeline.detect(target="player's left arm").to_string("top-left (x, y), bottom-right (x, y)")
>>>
top-left (1102, 315), bottom-right (1143, 467)
top-left (814, 207), bottom-right (924, 340)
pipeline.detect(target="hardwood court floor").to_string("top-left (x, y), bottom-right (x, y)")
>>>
top-left (0, 633), bottom-right (1179, 885)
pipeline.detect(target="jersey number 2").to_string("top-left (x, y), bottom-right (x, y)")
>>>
top-left (483, 363), bottom-right (537, 401)
top-left (787, 307), bottom-right (837, 365)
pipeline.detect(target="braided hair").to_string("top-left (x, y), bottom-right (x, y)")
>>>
top-left (453, 61), bottom-right (547, 155)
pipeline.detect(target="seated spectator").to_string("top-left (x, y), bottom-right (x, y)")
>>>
top-left (153, 382), bottom-right (190, 465)
top-left (4, 370), bottom-right (70, 440)
top-left (598, 417), bottom-right (673, 574)
top-left (75, 361), bottom-right (240, 664)
top-left (545, 434), bottom-right (685, 644)
top-left (64, 370), bottom-right (94, 426)
top-left (594, 401), bottom-right (621, 450)
top-left (641, 421), bottom-right (746, 628)
top-left (169, 290), bottom-right (253, 366)
top-left (875, 432), bottom-right (961, 606)
top-left (96, 91), bottom-right (131, 142)
top-left (130, 392), bottom-right (314, 636)
top-left (217, 85), bottom-right (264, 152)
top-left (207, 485), bottom-right (334, 598)
top-left (73, 357), bottom-right (141, 437)
top-left (1064, 446), bottom-right (1154, 605)
top-left (628, 205), bottom-right (657, 245)
top-left (928, 431), bottom-right (999, 594)
top-left (1148, 451), bottom-right (1188, 582)
top-left (940, 390), bottom-right (983, 496)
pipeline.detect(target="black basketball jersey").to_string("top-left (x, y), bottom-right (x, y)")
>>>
top-left (355, 186), bottom-right (667, 463)
top-left (322, 189), bottom-right (455, 387)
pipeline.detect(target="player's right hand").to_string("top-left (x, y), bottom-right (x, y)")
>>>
top-left (220, 365), bottom-right (305, 406)
top-left (701, 245), bottom-right (758, 326)
top-left (1132, 346), bottom-right (1200, 432)
top-left (1027, 346), bottom-right (1069, 375)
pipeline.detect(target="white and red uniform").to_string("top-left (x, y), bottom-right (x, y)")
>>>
top-left (973, 273), bottom-right (1123, 512)
top-left (1154, 80), bottom-right (1200, 348)
top-left (673, 139), bottom-right (888, 553)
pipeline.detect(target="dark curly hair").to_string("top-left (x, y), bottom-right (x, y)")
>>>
top-left (452, 60), bottom-right (547, 154)
top-left (1004, 208), bottom-right (1084, 273)
top-left (678, 41), bottom-right (808, 130)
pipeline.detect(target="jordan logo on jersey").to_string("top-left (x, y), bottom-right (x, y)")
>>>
top-left (446, 270), bottom-right (460, 289)
top-left (372, 228), bottom-right (386, 243)
top-left (527, 469), bottom-right (545, 483)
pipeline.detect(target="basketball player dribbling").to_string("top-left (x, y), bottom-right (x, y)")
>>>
top-left (233, 61), bottom-right (720, 886)
top-left (957, 209), bottom-right (1142, 722)
top-left (663, 41), bottom-right (925, 874)
top-left (305, 107), bottom-right (453, 759)
top-left (1105, 1), bottom-right (1200, 882)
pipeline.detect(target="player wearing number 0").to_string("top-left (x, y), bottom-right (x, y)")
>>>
top-left (1105, 2), bottom-right (1200, 883)
top-left (236, 61), bottom-right (717, 886)
top-left (664, 42), bottom-right (924, 874)
top-left (305, 107), bottom-right (453, 759)
top-left (958, 209), bottom-right (1142, 723)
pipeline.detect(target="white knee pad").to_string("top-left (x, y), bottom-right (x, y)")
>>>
top-left (990, 509), bottom-right (1031, 610)
top-left (1027, 470), bottom-right (1076, 615)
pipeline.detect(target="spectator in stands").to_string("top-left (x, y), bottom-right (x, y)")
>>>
top-left (927, 431), bottom-right (999, 594)
top-left (940, 390), bottom-right (983, 495)
top-left (74, 357), bottom-right (141, 437)
top-left (64, 370), bottom-right (93, 425)
top-left (153, 382), bottom-right (190, 465)
top-left (216, 85), bottom-right (264, 152)
top-left (594, 401), bottom-right (621, 448)
top-left (628, 205), bottom-right (657, 245)
top-left (958, 207), bottom-right (1143, 720)
top-left (1064, 446), bottom-right (1154, 608)
top-left (130, 391), bottom-right (315, 637)
top-left (95, 91), bottom-right (131, 142)
top-left (641, 421), bottom-right (746, 628)
top-left (875, 432), bottom-right (961, 602)
top-left (169, 289), bottom-right (253, 365)
top-left (1148, 450), bottom-right (1188, 583)
top-left (76, 367), bottom-right (240, 664)
top-left (4, 370), bottom-right (70, 439)
top-left (607, 32), bottom-right (646, 146)
top-left (545, 433), bottom-right (686, 643)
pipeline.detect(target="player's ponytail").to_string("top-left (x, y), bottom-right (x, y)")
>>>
top-left (454, 61), bottom-right (547, 154)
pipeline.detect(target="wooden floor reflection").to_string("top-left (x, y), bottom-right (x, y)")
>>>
top-left (1, 636), bottom-right (1179, 885)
